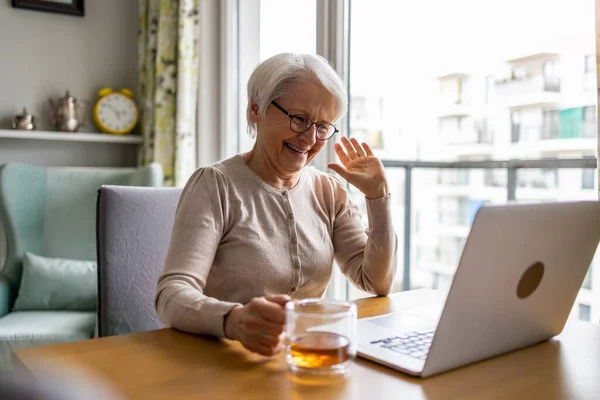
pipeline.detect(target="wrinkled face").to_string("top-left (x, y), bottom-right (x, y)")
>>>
top-left (249, 80), bottom-right (338, 175)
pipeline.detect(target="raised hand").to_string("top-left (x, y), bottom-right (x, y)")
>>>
top-left (327, 137), bottom-right (389, 199)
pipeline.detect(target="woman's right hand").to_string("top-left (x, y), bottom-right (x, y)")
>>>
top-left (224, 295), bottom-right (291, 356)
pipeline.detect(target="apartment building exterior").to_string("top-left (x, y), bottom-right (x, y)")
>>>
top-left (348, 49), bottom-right (599, 323)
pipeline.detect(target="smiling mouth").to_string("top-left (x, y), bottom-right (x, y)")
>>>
top-left (284, 142), bottom-right (309, 154)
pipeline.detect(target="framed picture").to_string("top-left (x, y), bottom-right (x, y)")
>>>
top-left (12, 0), bottom-right (85, 17)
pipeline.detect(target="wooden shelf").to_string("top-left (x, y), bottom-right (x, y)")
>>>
top-left (0, 129), bottom-right (143, 144)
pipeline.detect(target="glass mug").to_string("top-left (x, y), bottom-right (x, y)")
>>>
top-left (285, 298), bottom-right (357, 375)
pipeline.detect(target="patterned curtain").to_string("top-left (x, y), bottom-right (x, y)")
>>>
top-left (138, 0), bottom-right (199, 187)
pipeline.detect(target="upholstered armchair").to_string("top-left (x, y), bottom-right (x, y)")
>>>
top-left (0, 162), bottom-right (163, 372)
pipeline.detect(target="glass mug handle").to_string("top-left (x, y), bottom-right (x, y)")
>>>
top-left (278, 331), bottom-right (290, 354)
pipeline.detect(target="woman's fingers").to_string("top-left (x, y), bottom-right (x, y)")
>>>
top-left (248, 297), bottom-right (286, 324)
top-left (247, 331), bottom-right (282, 349)
top-left (341, 136), bottom-right (358, 160)
top-left (362, 142), bottom-right (375, 157)
top-left (334, 143), bottom-right (352, 167)
top-left (244, 341), bottom-right (277, 356)
top-left (350, 138), bottom-right (366, 157)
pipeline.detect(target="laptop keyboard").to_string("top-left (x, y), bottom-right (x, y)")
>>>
top-left (370, 330), bottom-right (435, 360)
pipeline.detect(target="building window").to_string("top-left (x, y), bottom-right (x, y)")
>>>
top-left (542, 109), bottom-right (560, 139)
top-left (582, 169), bottom-right (595, 190)
top-left (510, 110), bottom-right (521, 143)
top-left (585, 54), bottom-right (596, 74)
top-left (579, 304), bottom-right (591, 322)
top-left (582, 267), bottom-right (593, 289)
top-left (583, 106), bottom-right (596, 138)
top-left (485, 76), bottom-right (494, 104)
top-left (543, 60), bottom-right (559, 79)
top-left (543, 60), bottom-right (561, 92)
top-left (477, 118), bottom-right (493, 144)
top-left (511, 65), bottom-right (526, 80)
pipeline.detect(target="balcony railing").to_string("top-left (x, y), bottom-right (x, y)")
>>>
top-left (512, 121), bottom-right (596, 142)
top-left (381, 157), bottom-right (597, 291)
top-left (541, 121), bottom-right (596, 140)
top-left (495, 76), bottom-right (561, 95)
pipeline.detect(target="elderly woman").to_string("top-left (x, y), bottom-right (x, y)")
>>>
top-left (156, 53), bottom-right (397, 356)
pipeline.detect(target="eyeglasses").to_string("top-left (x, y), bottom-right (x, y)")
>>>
top-left (271, 101), bottom-right (339, 140)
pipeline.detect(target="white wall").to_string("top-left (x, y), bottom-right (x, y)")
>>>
top-left (0, 0), bottom-right (138, 132)
top-left (0, 0), bottom-right (139, 168)
top-left (0, 0), bottom-right (140, 268)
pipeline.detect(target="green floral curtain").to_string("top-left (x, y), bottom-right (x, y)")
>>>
top-left (138, 0), bottom-right (199, 187)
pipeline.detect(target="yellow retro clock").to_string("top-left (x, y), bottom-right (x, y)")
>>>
top-left (93, 88), bottom-right (139, 135)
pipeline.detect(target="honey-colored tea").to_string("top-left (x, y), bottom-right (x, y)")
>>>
top-left (289, 331), bottom-right (351, 369)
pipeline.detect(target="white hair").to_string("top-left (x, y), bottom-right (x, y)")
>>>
top-left (246, 53), bottom-right (348, 137)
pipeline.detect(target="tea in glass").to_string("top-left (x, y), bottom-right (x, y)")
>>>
top-left (285, 299), bottom-right (357, 374)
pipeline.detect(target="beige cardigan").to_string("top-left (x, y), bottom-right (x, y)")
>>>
top-left (155, 154), bottom-right (398, 337)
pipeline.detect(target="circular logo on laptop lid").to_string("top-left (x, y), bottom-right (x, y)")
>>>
top-left (517, 261), bottom-right (545, 299)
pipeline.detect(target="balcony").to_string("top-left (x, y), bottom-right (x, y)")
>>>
top-left (437, 73), bottom-right (471, 117)
top-left (541, 121), bottom-right (596, 140)
top-left (437, 100), bottom-right (471, 118)
top-left (495, 76), bottom-right (561, 108)
top-left (512, 121), bottom-right (596, 152)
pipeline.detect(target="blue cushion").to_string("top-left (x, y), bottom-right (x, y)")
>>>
top-left (13, 253), bottom-right (97, 311)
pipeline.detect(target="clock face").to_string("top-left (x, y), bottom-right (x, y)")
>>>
top-left (96, 93), bottom-right (138, 133)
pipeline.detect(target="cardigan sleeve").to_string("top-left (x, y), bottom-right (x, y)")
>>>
top-left (155, 167), bottom-right (242, 338)
top-left (330, 176), bottom-right (398, 295)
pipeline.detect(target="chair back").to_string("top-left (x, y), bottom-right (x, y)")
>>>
top-left (96, 185), bottom-right (181, 336)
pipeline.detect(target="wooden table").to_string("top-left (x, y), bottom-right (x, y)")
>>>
top-left (14, 289), bottom-right (600, 400)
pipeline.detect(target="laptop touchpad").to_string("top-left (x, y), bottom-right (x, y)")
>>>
top-left (368, 313), bottom-right (435, 332)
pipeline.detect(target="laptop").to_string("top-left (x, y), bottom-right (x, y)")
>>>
top-left (356, 201), bottom-right (600, 378)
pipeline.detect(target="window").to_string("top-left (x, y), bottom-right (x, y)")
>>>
top-left (543, 60), bottom-right (558, 79)
top-left (583, 106), bottom-right (596, 138)
top-left (227, 0), bottom-right (598, 311)
top-left (585, 54), bottom-right (596, 74)
top-left (258, 0), bottom-right (316, 60)
top-left (579, 304), bottom-right (591, 322)
top-left (351, 97), bottom-right (368, 120)
top-left (542, 60), bottom-right (561, 92)
top-left (477, 118), bottom-right (493, 144)
top-left (346, 0), bottom-right (597, 303)
top-left (485, 76), bottom-right (494, 104)
top-left (582, 267), bottom-right (593, 290)
top-left (234, 0), bottom-right (317, 155)
top-left (582, 169), bottom-right (595, 189)
top-left (512, 66), bottom-right (526, 80)
top-left (542, 110), bottom-right (560, 139)
top-left (511, 110), bottom-right (521, 142)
